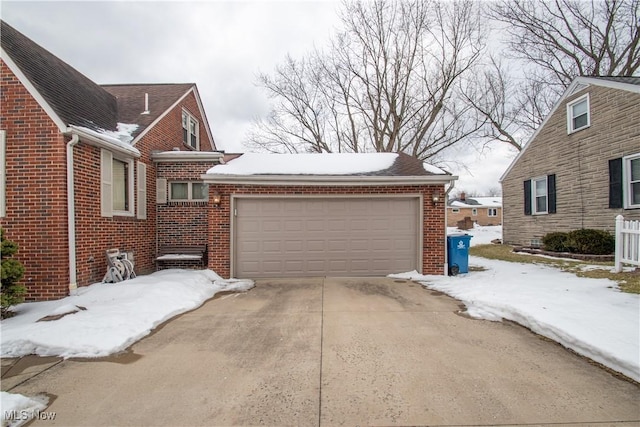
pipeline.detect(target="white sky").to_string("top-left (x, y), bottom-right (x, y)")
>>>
top-left (1, 0), bottom-right (517, 194)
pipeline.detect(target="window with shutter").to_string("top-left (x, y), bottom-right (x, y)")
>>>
top-left (101, 149), bottom-right (134, 217)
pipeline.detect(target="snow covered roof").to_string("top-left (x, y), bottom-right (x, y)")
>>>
top-left (206, 152), bottom-right (449, 177)
top-left (449, 197), bottom-right (502, 208)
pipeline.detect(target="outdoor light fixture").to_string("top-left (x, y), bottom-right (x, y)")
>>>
top-left (212, 192), bottom-right (222, 205)
top-left (432, 193), bottom-right (440, 205)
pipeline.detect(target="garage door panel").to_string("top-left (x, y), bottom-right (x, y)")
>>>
top-left (235, 198), bottom-right (419, 277)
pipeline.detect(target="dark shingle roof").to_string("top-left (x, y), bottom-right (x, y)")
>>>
top-left (1, 20), bottom-right (118, 131)
top-left (102, 83), bottom-right (195, 139)
top-left (363, 152), bottom-right (445, 176)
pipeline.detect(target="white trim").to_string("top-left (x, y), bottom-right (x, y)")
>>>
top-left (229, 194), bottom-right (424, 278)
top-left (68, 126), bottom-right (140, 158)
top-left (0, 130), bottom-right (5, 217)
top-left (201, 174), bottom-right (457, 186)
top-left (500, 76), bottom-right (640, 183)
top-left (1, 47), bottom-right (67, 132)
top-left (182, 109), bottom-right (200, 150)
top-left (152, 151), bottom-right (223, 162)
top-left (566, 93), bottom-right (590, 134)
top-left (112, 156), bottom-right (135, 217)
top-left (623, 153), bottom-right (640, 209)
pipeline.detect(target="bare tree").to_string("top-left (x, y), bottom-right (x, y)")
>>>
top-left (473, 0), bottom-right (640, 150)
top-left (249, 0), bottom-right (487, 160)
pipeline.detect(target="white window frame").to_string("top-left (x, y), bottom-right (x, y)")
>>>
top-left (0, 130), bottom-right (5, 217)
top-left (624, 152), bottom-right (640, 209)
top-left (101, 149), bottom-right (135, 217)
top-left (471, 208), bottom-right (478, 216)
top-left (532, 176), bottom-right (548, 215)
top-left (182, 109), bottom-right (200, 150)
top-left (168, 181), bottom-right (208, 202)
top-left (488, 208), bottom-right (497, 217)
top-left (567, 93), bottom-right (590, 134)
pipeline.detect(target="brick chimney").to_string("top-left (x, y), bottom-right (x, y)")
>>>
top-left (460, 192), bottom-right (466, 201)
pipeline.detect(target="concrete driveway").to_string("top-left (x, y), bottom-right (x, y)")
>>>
top-left (5, 277), bottom-right (640, 426)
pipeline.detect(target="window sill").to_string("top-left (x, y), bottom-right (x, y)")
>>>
top-left (182, 142), bottom-right (199, 151)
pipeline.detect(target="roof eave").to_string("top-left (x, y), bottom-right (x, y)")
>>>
top-left (67, 126), bottom-right (140, 158)
top-left (201, 174), bottom-right (457, 186)
top-left (152, 151), bottom-right (224, 162)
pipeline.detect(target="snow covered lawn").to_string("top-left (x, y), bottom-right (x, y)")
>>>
top-left (393, 225), bottom-right (639, 383)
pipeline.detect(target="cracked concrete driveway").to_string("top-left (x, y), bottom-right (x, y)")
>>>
top-left (5, 277), bottom-right (640, 426)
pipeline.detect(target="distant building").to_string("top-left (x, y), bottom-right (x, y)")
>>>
top-left (447, 193), bottom-right (502, 227)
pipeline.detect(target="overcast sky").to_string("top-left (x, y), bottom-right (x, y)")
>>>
top-left (1, 1), bottom-right (517, 195)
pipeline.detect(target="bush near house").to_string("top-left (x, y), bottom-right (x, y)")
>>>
top-left (542, 229), bottom-right (615, 255)
top-left (1, 228), bottom-right (26, 318)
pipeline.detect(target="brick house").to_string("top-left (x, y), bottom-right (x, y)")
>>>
top-left (447, 193), bottom-right (502, 227)
top-left (203, 152), bottom-right (456, 278)
top-left (1, 21), bottom-right (220, 300)
top-left (500, 76), bottom-right (640, 247)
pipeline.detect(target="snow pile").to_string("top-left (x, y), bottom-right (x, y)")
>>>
top-left (72, 123), bottom-right (140, 155)
top-left (0, 269), bottom-right (254, 359)
top-left (391, 257), bottom-right (640, 382)
top-left (448, 224), bottom-right (502, 246)
top-left (422, 162), bottom-right (447, 175)
top-left (0, 392), bottom-right (48, 427)
top-left (207, 152), bottom-right (399, 175)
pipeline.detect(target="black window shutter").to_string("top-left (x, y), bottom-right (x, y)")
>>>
top-left (524, 180), bottom-right (532, 215)
top-left (609, 158), bottom-right (623, 209)
top-left (547, 174), bottom-right (556, 214)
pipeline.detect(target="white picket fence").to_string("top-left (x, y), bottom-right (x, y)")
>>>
top-left (614, 215), bottom-right (640, 272)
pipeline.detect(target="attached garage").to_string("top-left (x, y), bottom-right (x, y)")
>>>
top-left (234, 197), bottom-right (420, 277)
top-left (203, 152), bottom-right (457, 278)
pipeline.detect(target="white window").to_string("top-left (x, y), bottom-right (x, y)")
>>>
top-left (0, 130), bottom-right (5, 217)
top-left (532, 176), bottom-right (548, 214)
top-left (624, 153), bottom-right (640, 209)
top-left (451, 208), bottom-right (460, 213)
top-left (101, 149), bottom-right (134, 217)
top-left (169, 182), bottom-right (208, 201)
top-left (488, 208), bottom-right (497, 217)
top-left (471, 208), bottom-right (478, 216)
top-left (567, 94), bottom-right (590, 133)
top-left (182, 110), bottom-right (199, 150)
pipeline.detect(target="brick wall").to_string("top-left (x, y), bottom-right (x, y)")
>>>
top-left (502, 84), bottom-right (640, 246)
top-left (1, 60), bottom-right (70, 300)
top-left (1, 61), bottom-right (218, 300)
top-left (447, 207), bottom-right (502, 227)
top-left (208, 184), bottom-right (447, 278)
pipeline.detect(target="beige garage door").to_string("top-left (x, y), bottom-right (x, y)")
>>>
top-left (234, 197), bottom-right (420, 277)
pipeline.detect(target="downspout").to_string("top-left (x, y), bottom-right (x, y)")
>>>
top-left (443, 179), bottom-right (456, 275)
top-left (66, 134), bottom-right (80, 295)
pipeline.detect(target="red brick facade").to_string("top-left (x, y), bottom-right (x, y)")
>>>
top-left (208, 184), bottom-right (447, 277)
top-left (1, 59), bottom-right (216, 300)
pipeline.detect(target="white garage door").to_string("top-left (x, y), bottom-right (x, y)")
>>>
top-left (234, 197), bottom-right (420, 277)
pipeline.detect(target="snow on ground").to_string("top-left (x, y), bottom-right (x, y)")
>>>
top-left (0, 269), bottom-right (254, 359)
top-left (0, 391), bottom-right (48, 427)
top-left (391, 244), bottom-right (640, 382)
top-left (447, 223), bottom-right (502, 246)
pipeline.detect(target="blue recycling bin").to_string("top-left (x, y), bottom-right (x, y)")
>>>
top-left (447, 234), bottom-right (472, 275)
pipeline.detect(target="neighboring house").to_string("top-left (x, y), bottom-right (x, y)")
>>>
top-left (1, 21), bottom-right (220, 300)
top-left (447, 193), bottom-right (502, 227)
top-left (203, 152), bottom-right (456, 278)
top-left (500, 76), bottom-right (640, 247)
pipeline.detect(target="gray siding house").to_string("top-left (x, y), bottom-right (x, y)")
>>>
top-left (500, 76), bottom-right (640, 247)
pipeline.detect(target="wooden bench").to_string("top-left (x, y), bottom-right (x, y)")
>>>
top-left (155, 245), bottom-right (208, 268)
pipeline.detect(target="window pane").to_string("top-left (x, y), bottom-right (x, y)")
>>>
top-left (183, 128), bottom-right (188, 144)
top-left (631, 182), bottom-right (640, 205)
top-left (192, 183), bottom-right (207, 200)
top-left (536, 196), bottom-right (547, 213)
top-left (631, 158), bottom-right (640, 181)
top-left (182, 112), bottom-right (188, 129)
top-left (113, 159), bottom-right (127, 211)
top-left (171, 183), bottom-right (188, 200)
top-left (573, 113), bottom-right (588, 129)
top-left (535, 178), bottom-right (547, 196)
top-left (572, 100), bottom-right (587, 116)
